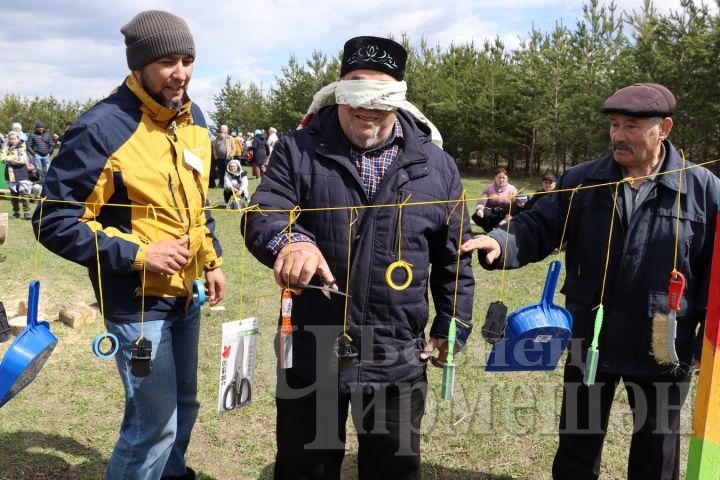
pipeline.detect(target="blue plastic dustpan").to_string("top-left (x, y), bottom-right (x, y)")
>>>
top-left (486, 259), bottom-right (572, 371)
top-left (0, 280), bottom-right (58, 407)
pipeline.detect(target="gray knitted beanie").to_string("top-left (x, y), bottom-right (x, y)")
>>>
top-left (121, 10), bottom-right (195, 70)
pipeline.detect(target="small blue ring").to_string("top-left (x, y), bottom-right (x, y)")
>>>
top-left (192, 279), bottom-right (206, 306)
top-left (92, 332), bottom-right (119, 359)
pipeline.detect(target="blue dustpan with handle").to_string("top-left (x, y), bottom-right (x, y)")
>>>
top-left (0, 280), bottom-right (58, 407)
top-left (486, 259), bottom-right (573, 371)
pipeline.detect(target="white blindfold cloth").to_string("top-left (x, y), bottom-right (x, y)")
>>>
top-left (298, 79), bottom-right (443, 149)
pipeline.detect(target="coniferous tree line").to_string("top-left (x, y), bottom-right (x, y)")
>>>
top-left (213, 0), bottom-right (720, 175)
top-left (0, 95), bottom-right (96, 138)
top-left (1, 1), bottom-right (717, 176)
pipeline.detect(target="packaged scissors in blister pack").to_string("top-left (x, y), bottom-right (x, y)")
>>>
top-left (217, 317), bottom-right (259, 413)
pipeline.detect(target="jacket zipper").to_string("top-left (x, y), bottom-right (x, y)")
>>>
top-left (168, 173), bottom-right (185, 224)
top-left (390, 190), bottom-right (404, 257)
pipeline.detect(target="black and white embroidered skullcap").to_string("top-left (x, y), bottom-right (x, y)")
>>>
top-left (340, 36), bottom-right (407, 81)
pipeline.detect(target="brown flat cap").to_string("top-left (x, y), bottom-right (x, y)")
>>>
top-left (600, 83), bottom-right (676, 117)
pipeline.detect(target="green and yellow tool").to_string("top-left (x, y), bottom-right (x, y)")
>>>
top-left (583, 306), bottom-right (604, 386)
top-left (441, 317), bottom-right (457, 400)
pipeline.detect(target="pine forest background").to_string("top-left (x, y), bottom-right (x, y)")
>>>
top-left (2, 0), bottom-right (720, 176)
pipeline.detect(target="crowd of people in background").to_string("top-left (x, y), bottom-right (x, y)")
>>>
top-left (0, 120), bottom-right (70, 219)
top-left (209, 126), bottom-right (282, 189)
top-left (0, 119), bottom-right (557, 220)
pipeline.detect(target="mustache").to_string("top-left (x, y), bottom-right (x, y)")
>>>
top-left (613, 142), bottom-right (635, 154)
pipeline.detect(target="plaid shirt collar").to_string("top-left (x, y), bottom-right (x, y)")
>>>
top-left (349, 119), bottom-right (404, 201)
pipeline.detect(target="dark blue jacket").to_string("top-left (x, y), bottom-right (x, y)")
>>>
top-left (251, 135), bottom-right (269, 165)
top-left (485, 140), bottom-right (719, 377)
top-left (244, 106), bottom-right (474, 385)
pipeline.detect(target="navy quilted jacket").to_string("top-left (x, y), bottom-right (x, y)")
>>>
top-left (244, 106), bottom-right (474, 385)
top-left (485, 140), bottom-right (719, 377)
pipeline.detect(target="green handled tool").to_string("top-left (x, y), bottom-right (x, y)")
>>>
top-left (441, 317), bottom-right (457, 401)
top-left (583, 306), bottom-right (604, 386)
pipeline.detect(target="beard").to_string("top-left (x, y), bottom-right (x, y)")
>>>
top-left (348, 122), bottom-right (382, 150)
top-left (141, 71), bottom-right (186, 110)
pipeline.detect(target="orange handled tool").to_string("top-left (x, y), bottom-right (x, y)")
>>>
top-left (280, 288), bottom-right (293, 369)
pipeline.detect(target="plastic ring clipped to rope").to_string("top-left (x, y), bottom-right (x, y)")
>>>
top-left (92, 332), bottom-right (120, 359)
top-left (192, 278), bottom-right (207, 306)
top-left (385, 260), bottom-right (413, 290)
top-left (385, 194), bottom-right (413, 291)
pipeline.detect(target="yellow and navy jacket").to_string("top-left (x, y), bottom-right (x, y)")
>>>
top-left (33, 75), bottom-right (222, 321)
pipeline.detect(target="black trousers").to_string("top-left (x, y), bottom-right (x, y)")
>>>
top-left (552, 364), bottom-right (691, 480)
top-left (215, 158), bottom-right (228, 188)
top-left (274, 370), bottom-right (427, 480)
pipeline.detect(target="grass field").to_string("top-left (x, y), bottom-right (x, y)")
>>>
top-left (0, 168), bottom-right (699, 479)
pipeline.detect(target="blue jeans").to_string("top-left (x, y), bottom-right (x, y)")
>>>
top-left (105, 304), bottom-right (200, 480)
top-left (34, 154), bottom-right (50, 176)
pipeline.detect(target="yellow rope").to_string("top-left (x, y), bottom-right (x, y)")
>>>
top-left (138, 204), bottom-right (160, 343)
top-left (498, 195), bottom-right (515, 303)
top-left (238, 206), bottom-right (253, 319)
top-left (342, 207), bottom-right (359, 341)
top-left (598, 179), bottom-right (631, 307)
top-left (672, 150), bottom-right (686, 273)
top-left (556, 184), bottom-right (582, 260)
top-left (32, 197), bottom-right (46, 281)
top-left (396, 194), bottom-right (412, 261)
top-left (92, 201), bottom-right (108, 337)
top-left (283, 206), bottom-right (302, 290)
top-left (448, 190), bottom-right (467, 320)
top-left (7, 156), bottom-right (720, 217)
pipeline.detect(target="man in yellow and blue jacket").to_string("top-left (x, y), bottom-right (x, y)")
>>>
top-left (32, 10), bottom-right (225, 480)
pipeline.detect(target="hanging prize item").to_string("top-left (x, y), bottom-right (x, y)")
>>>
top-left (92, 332), bottom-right (119, 359)
top-left (0, 302), bottom-right (10, 343)
top-left (218, 317), bottom-right (259, 412)
top-left (386, 195), bottom-right (413, 291)
top-left (482, 301), bottom-right (508, 344)
top-left (90, 214), bottom-right (120, 359)
top-left (332, 207), bottom-right (360, 374)
top-left (441, 318), bottom-right (457, 400)
top-left (583, 306), bottom-right (604, 386)
top-left (486, 259), bottom-right (573, 372)
top-left (333, 333), bottom-right (358, 373)
top-left (280, 288), bottom-right (293, 369)
top-left (0, 280), bottom-right (58, 408)
top-left (652, 156), bottom-right (687, 367)
top-left (130, 337), bottom-right (153, 377)
top-left (386, 261), bottom-right (412, 290)
top-left (192, 278), bottom-right (208, 306)
top-left (652, 271), bottom-right (685, 365)
top-left (583, 180), bottom-right (623, 386)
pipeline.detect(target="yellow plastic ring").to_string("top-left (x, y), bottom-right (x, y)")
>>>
top-left (386, 260), bottom-right (413, 290)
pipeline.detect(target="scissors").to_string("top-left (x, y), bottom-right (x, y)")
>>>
top-left (223, 369), bottom-right (251, 410)
top-left (288, 279), bottom-right (349, 299)
top-left (222, 337), bottom-right (252, 410)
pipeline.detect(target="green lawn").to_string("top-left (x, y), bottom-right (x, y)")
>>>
top-left (0, 168), bottom-right (698, 479)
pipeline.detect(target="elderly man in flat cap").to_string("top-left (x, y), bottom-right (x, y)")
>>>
top-left (33, 10), bottom-right (225, 480)
top-left (244, 36), bottom-right (474, 479)
top-left (461, 83), bottom-right (720, 479)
